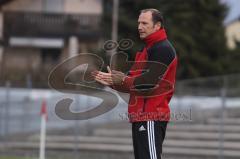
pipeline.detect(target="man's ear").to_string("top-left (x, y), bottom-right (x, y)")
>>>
top-left (154, 22), bottom-right (161, 30)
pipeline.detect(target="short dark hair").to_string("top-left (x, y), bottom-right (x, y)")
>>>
top-left (140, 8), bottom-right (164, 28)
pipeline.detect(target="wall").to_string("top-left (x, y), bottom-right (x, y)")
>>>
top-left (225, 20), bottom-right (240, 49)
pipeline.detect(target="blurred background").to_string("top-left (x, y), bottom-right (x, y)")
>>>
top-left (0, 0), bottom-right (240, 159)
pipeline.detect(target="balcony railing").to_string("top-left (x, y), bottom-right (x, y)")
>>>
top-left (3, 11), bottom-right (102, 41)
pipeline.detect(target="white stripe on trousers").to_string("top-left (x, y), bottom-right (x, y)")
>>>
top-left (147, 121), bottom-right (157, 159)
top-left (147, 121), bottom-right (153, 159)
top-left (151, 121), bottom-right (157, 159)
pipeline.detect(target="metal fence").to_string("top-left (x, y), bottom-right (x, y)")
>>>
top-left (4, 11), bottom-right (102, 40)
top-left (0, 73), bottom-right (240, 159)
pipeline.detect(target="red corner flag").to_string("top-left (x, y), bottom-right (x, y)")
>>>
top-left (40, 99), bottom-right (48, 121)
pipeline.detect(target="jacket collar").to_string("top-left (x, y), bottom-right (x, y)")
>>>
top-left (143, 28), bottom-right (167, 48)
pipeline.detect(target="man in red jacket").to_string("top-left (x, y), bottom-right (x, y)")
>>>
top-left (92, 8), bottom-right (177, 159)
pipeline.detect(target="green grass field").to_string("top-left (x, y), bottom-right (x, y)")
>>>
top-left (0, 156), bottom-right (58, 159)
top-left (0, 157), bottom-right (36, 159)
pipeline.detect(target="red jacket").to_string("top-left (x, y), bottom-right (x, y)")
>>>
top-left (113, 29), bottom-right (177, 122)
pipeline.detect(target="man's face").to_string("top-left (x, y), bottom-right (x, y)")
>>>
top-left (138, 11), bottom-right (160, 39)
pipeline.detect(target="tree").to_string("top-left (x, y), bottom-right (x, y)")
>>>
top-left (103, 0), bottom-right (229, 79)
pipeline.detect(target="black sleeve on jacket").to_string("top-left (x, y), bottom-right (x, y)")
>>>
top-left (133, 40), bottom-right (176, 90)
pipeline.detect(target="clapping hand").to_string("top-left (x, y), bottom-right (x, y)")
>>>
top-left (91, 66), bottom-right (126, 86)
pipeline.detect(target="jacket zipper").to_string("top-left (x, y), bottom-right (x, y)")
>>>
top-left (142, 98), bottom-right (146, 112)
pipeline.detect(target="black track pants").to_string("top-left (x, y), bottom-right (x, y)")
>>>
top-left (132, 121), bottom-right (168, 159)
